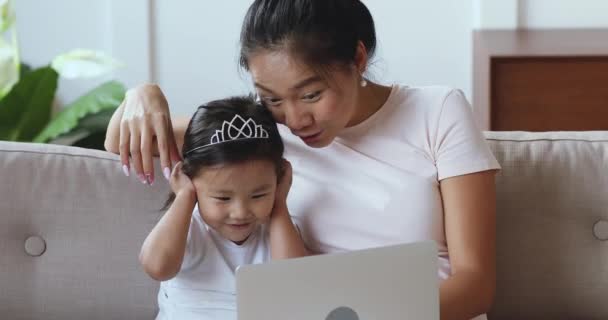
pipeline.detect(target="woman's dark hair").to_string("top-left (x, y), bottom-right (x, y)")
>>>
top-left (163, 95), bottom-right (284, 209)
top-left (239, 0), bottom-right (376, 74)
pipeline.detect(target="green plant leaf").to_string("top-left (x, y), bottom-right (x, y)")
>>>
top-left (0, 66), bottom-right (58, 141)
top-left (71, 131), bottom-right (108, 150)
top-left (0, 0), bottom-right (16, 33)
top-left (20, 63), bottom-right (31, 78)
top-left (74, 108), bottom-right (116, 132)
top-left (33, 80), bottom-right (125, 143)
top-left (48, 109), bottom-right (115, 146)
top-left (0, 35), bottom-right (19, 98)
top-left (51, 49), bottom-right (123, 79)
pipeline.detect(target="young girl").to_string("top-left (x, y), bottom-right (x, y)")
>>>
top-left (138, 96), bottom-right (307, 319)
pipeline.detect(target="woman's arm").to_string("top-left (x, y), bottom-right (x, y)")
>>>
top-left (139, 163), bottom-right (197, 281)
top-left (269, 160), bottom-right (308, 259)
top-left (439, 170), bottom-right (497, 320)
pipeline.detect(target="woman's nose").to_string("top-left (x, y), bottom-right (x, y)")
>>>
top-left (284, 104), bottom-right (312, 131)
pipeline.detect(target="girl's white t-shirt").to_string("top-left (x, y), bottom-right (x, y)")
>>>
top-left (281, 85), bottom-right (500, 320)
top-left (156, 207), bottom-right (269, 320)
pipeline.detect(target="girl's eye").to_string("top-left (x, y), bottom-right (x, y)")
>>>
top-left (302, 91), bottom-right (322, 102)
top-left (262, 97), bottom-right (282, 107)
top-left (213, 196), bottom-right (231, 202)
top-left (252, 193), bottom-right (268, 199)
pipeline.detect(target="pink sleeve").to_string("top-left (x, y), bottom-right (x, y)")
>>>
top-left (433, 89), bottom-right (501, 181)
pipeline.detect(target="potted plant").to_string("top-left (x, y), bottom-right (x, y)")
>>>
top-left (0, 0), bottom-right (125, 150)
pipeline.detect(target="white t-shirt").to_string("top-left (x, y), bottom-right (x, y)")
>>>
top-left (156, 207), bottom-right (270, 320)
top-left (281, 85), bottom-right (500, 320)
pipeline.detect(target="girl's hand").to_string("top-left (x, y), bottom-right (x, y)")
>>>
top-left (170, 162), bottom-right (196, 198)
top-left (272, 159), bottom-right (292, 216)
top-left (268, 159), bottom-right (308, 259)
top-left (104, 83), bottom-right (182, 185)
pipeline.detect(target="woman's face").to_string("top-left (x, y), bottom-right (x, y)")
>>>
top-left (248, 50), bottom-right (361, 148)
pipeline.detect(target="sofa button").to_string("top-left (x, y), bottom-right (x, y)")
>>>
top-left (593, 220), bottom-right (608, 241)
top-left (24, 236), bottom-right (46, 256)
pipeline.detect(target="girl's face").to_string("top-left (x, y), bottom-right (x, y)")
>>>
top-left (192, 159), bottom-right (277, 245)
top-left (248, 50), bottom-right (361, 148)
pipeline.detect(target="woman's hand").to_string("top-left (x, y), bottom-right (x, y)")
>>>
top-left (104, 83), bottom-right (182, 185)
top-left (170, 162), bottom-right (196, 198)
top-left (272, 159), bottom-right (293, 217)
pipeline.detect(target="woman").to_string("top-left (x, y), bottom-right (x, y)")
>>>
top-left (105, 1), bottom-right (500, 319)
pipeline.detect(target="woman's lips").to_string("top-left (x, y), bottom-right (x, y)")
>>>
top-left (299, 130), bottom-right (323, 143)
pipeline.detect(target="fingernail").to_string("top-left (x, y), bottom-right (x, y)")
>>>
top-left (138, 173), bottom-right (147, 184)
top-left (163, 167), bottom-right (171, 180)
top-left (122, 164), bottom-right (130, 177)
top-left (146, 173), bottom-right (154, 186)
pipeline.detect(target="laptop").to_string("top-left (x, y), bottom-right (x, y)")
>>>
top-left (236, 241), bottom-right (439, 320)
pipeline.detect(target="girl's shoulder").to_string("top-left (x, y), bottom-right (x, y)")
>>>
top-left (179, 207), bottom-right (210, 270)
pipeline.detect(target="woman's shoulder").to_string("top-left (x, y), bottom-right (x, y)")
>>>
top-left (379, 84), bottom-right (469, 129)
top-left (392, 84), bottom-right (465, 110)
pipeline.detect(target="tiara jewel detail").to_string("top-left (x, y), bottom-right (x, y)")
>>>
top-left (211, 114), bottom-right (268, 144)
top-left (185, 114), bottom-right (269, 155)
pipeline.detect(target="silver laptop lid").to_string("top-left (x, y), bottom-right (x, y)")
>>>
top-left (237, 241), bottom-right (439, 320)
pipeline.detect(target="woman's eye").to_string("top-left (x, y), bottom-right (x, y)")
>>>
top-left (262, 97), bottom-right (282, 107)
top-left (252, 193), bottom-right (268, 199)
top-left (302, 91), bottom-right (322, 102)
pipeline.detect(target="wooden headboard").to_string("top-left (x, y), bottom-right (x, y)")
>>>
top-left (473, 29), bottom-right (608, 131)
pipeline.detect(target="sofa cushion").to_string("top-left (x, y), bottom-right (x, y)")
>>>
top-left (1, 130), bottom-right (608, 319)
top-left (0, 142), bottom-right (167, 319)
top-left (485, 131), bottom-right (608, 319)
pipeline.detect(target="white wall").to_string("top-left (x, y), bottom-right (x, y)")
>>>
top-left (11, 0), bottom-right (608, 116)
top-left (153, 0), bottom-right (476, 115)
top-left (13, 0), bottom-right (153, 107)
top-left (13, 0), bottom-right (113, 107)
top-left (519, 0), bottom-right (608, 28)
top-left (152, 1), bottom-right (251, 115)
top-left (366, 1), bottom-right (474, 103)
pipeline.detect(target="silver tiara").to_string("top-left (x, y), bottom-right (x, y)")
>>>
top-left (185, 114), bottom-right (269, 155)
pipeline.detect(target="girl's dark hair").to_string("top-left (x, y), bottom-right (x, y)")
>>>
top-left (163, 95), bottom-right (284, 209)
top-left (239, 0), bottom-right (376, 73)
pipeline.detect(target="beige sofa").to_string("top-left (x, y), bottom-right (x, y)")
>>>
top-left (1, 131), bottom-right (607, 319)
